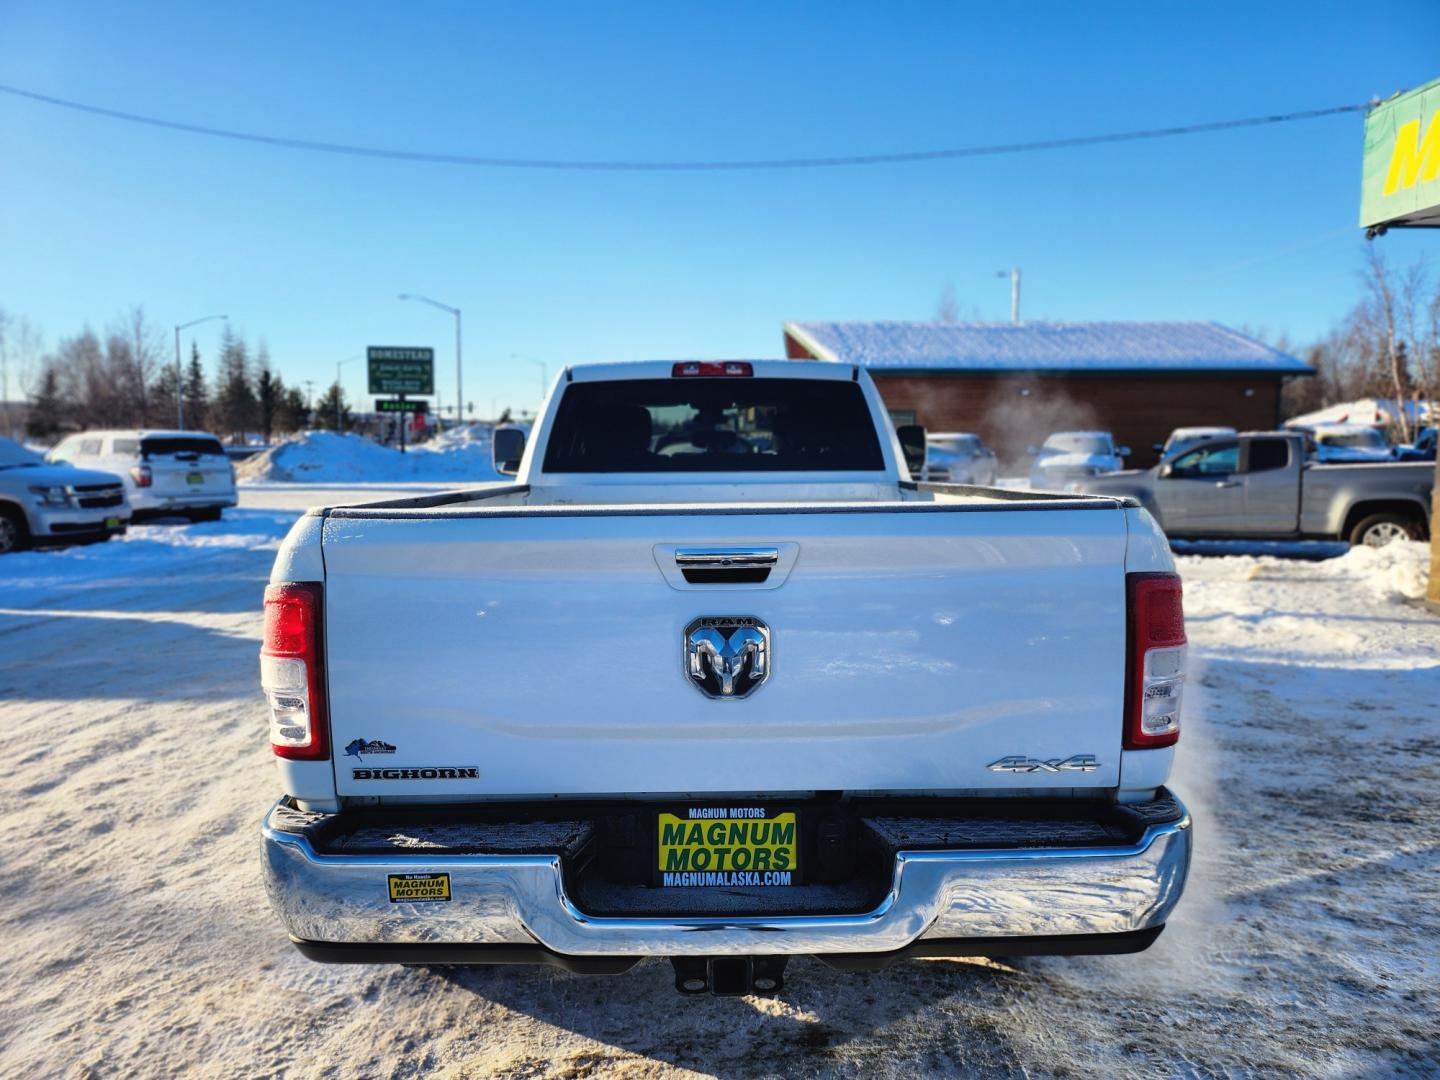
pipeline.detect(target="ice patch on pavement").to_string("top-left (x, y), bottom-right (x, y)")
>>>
top-left (1, 494), bottom-right (1437, 1078)
top-left (0, 509), bottom-right (296, 599)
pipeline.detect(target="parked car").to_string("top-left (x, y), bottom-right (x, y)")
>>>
top-left (260, 359), bottom-right (1191, 994)
top-left (1302, 423), bottom-right (1395, 463)
top-left (1028, 430), bottom-right (1128, 489)
top-left (1395, 426), bottom-right (1437, 462)
top-left (921, 432), bottom-right (997, 485)
top-left (0, 436), bottom-right (129, 554)
top-left (1152, 426), bottom-right (1237, 459)
top-left (47, 430), bottom-right (237, 520)
top-left (1078, 431), bottom-right (1432, 546)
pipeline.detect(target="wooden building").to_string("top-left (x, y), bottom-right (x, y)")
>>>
top-left (783, 320), bottom-right (1314, 467)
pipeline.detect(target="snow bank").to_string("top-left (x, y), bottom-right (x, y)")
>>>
top-left (237, 428), bottom-right (503, 484)
top-left (1309, 538), bottom-right (1431, 602)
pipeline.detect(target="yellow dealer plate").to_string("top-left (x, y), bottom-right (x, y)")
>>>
top-left (387, 872), bottom-right (451, 903)
top-left (657, 810), bottom-right (798, 887)
top-left (186, 471), bottom-right (204, 484)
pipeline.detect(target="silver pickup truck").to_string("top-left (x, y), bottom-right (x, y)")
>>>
top-left (259, 361), bottom-right (1192, 996)
top-left (1080, 431), bottom-right (1434, 547)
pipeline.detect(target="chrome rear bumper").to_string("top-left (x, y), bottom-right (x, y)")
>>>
top-left (261, 798), bottom-right (1191, 957)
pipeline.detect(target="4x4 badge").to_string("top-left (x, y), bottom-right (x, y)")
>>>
top-left (987, 754), bottom-right (1100, 774)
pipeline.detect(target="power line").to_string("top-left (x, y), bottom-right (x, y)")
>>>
top-left (0, 81), bottom-right (1372, 173)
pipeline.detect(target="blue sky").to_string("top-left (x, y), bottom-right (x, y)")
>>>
top-left (2, 1), bottom-right (1437, 417)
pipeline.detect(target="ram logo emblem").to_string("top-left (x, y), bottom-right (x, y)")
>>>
top-left (684, 617), bottom-right (770, 699)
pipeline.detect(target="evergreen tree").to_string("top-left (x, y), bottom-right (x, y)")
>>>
top-left (26, 365), bottom-right (64, 439)
top-left (183, 343), bottom-right (210, 430)
top-left (275, 386), bottom-right (310, 434)
top-left (313, 382), bottom-right (352, 432)
top-left (150, 363), bottom-right (181, 429)
top-left (255, 344), bottom-right (280, 443)
top-left (212, 326), bottom-right (257, 442)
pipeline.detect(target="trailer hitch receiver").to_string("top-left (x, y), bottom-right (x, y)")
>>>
top-left (670, 956), bottom-right (789, 996)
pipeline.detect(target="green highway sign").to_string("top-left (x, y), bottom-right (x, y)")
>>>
top-left (375, 399), bottom-right (429, 414)
top-left (367, 347), bottom-right (435, 395)
top-left (1361, 76), bottom-right (1440, 229)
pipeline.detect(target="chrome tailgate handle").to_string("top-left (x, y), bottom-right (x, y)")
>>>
top-left (674, 548), bottom-right (779, 570)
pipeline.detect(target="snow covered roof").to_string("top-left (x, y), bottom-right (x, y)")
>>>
top-left (784, 321), bottom-right (1314, 375)
top-left (1284, 398), bottom-right (1432, 429)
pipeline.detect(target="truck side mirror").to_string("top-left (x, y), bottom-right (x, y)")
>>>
top-left (493, 427), bottom-right (526, 476)
top-left (895, 424), bottom-right (927, 475)
top-left (1117, 446), bottom-right (1131, 458)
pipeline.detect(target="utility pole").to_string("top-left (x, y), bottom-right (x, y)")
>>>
top-left (173, 314), bottom-right (227, 429)
top-left (995, 268), bottom-right (1020, 325)
top-left (1430, 455), bottom-right (1440, 614)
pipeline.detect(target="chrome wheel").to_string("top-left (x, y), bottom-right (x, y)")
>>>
top-left (1362, 520), bottom-right (1409, 548)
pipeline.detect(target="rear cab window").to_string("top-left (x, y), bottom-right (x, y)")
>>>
top-left (140, 436), bottom-right (226, 459)
top-left (111, 438), bottom-right (140, 456)
top-left (542, 378), bottom-right (885, 473)
top-left (1244, 438), bottom-right (1291, 473)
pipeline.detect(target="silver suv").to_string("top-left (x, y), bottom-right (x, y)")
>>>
top-left (0, 436), bottom-right (130, 554)
top-left (48, 430), bottom-right (237, 520)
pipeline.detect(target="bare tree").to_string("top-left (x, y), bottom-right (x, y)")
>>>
top-left (1362, 248), bottom-right (1413, 440)
top-left (0, 307), bottom-right (13, 438)
top-left (49, 329), bottom-right (116, 428)
top-left (110, 306), bottom-right (165, 426)
top-left (936, 282), bottom-right (959, 324)
top-left (0, 309), bottom-right (45, 439)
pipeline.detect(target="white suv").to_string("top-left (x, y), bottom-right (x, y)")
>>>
top-left (48, 430), bottom-right (238, 520)
top-left (0, 436), bottom-right (130, 553)
top-left (1028, 431), bottom-right (1129, 489)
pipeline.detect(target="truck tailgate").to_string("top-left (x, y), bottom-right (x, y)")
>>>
top-left (321, 505), bottom-right (1129, 797)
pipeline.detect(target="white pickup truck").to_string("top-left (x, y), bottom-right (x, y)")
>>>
top-left (260, 360), bottom-right (1191, 995)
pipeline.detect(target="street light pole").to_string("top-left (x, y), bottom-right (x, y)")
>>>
top-left (995, 268), bottom-right (1021, 325)
top-left (398, 293), bottom-right (462, 422)
top-left (173, 314), bottom-right (227, 430)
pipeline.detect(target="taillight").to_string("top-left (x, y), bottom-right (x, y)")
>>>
top-left (1125, 572), bottom-right (1186, 749)
top-left (672, 361), bottom-right (753, 377)
top-left (260, 582), bottom-right (329, 760)
top-left (130, 465), bottom-right (152, 487)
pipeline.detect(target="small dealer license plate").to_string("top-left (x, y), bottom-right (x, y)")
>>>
top-left (657, 808), bottom-right (798, 887)
top-left (387, 873), bottom-right (451, 903)
top-left (105, 517), bottom-right (120, 528)
top-left (186, 472), bottom-right (204, 485)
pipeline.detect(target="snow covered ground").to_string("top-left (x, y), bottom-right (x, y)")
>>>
top-left (0, 496), bottom-right (1436, 1078)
